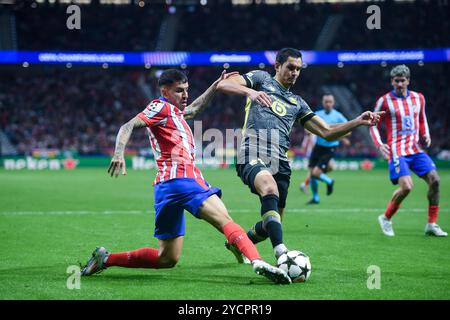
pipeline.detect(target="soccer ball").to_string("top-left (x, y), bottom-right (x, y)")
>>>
top-left (277, 250), bottom-right (311, 283)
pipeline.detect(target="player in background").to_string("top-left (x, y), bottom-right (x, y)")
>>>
top-left (299, 130), bottom-right (316, 194)
top-left (305, 94), bottom-right (350, 204)
top-left (217, 48), bottom-right (383, 263)
top-left (370, 64), bottom-right (447, 237)
top-left (80, 69), bottom-right (292, 284)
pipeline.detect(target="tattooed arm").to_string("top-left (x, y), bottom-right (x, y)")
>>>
top-left (184, 70), bottom-right (239, 120)
top-left (108, 116), bottom-right (147, 177)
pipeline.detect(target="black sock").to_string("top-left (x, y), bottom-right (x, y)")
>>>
top-left (260, 194), bottom-right (279, 215)
top-left (247, 221), bottom-right (269, 244)
top-left (260, 194), bottom-right (283, 248)
top-left (266, 221), bottom-right (283, 248)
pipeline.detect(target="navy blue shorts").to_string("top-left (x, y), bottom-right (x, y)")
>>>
top-left (389, 153), bottom-right (436, 184)
top-left (153, 178), bottom-right (222, 240)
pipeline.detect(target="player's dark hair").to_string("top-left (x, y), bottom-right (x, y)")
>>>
top-left (276, 48), bottom-right (302, 65)
top-left (158, 69), bottom-right (188, 87)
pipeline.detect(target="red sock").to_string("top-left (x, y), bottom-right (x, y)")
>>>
top-left (305, 177), bottom-right (310, 186)
top-left (384, 201), bottom-right (400, 220)
top-left (428, 205), bottom-right (439, 224)
top-left (105, 248), bottom-right (159, 268)
top-left (223, 221), bottom-right (261, 262)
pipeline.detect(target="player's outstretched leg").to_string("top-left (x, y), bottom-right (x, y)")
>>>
top-left (81, 246), bottom-right (161, 275)
top-left (225, 241), bottom-right (250, 264)
top-left (226, 220), bottom-right (267, 264)
top-left (81, 246), bottom-right (110, 276)
top-left (199, 194), bottom-right (291, 284)
top-left (81, 239), bottom-right (182, 275)
top-left (252, 260), bottom-right (291, 285)
top-left (252, 171), bottom-right (288, 259)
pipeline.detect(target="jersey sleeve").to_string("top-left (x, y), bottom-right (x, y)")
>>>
top-left (295, 97), bottom-right (316, 126)
top-left (138, 100), bottom-right (168, 127)
top-left (242, 70), bottom-right (270, 90)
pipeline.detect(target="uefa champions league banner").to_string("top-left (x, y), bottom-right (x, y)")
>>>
top-left (0, 48), bottom-right (449, 66)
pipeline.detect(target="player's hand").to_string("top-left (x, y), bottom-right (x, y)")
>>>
top-left (108, 156), bottom-right (127, 178)
top-left (421, 136), bottom-right (431, 148)
top-left (213, 70), bottom-right (240, 87)
top-left (378, 144), bottom-right (391, 160)
top-left (248, 90), bottom-right (272, 108)
top-left (358, 111), bottom-right (385, 126)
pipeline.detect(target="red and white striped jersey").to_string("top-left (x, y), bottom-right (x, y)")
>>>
top-left (137, 98), bottom-right (206, 187)
top-left (301, 131), bottom-right (317, 158)
top-left (370, 90), bottom-right (430, 158)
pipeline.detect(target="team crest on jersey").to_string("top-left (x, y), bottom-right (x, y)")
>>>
top-left (143, 101), bottom-right (165, 119)
top-left (148, 101), bottom-right (165, 110)
top-left (267, 85), bottom-right (276, 92)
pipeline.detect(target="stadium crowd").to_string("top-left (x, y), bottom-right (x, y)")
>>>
top-left (1, 1), bottom-right (449, 158)
top-left (9, 1), bottom-right (450, 51)
top-left (1, 62), bottom-right (448, 158)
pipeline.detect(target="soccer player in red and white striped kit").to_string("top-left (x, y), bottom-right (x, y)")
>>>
top-left (370, 64), bottom-right (447, 237)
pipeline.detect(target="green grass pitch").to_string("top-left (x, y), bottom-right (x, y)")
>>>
top-left (0, 168), bottom-right (449, 299)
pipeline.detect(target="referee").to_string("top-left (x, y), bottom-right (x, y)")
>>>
top-left (307, 94), bottom-right (349, 204)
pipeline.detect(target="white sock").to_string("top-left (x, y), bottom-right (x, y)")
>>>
top-left (274, 244), bottom-right (288, 257)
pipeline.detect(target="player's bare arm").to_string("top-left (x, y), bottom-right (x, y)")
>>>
top-left (377, 143), bottom-right (391, 160)
top-left (419, 110), bottom-right (431, 148)
top-left (304, 111), bottom-right (384, 142)
top-left (421, 136), bottom-right (431, 148)
top-left (216, 74), bottom-right (272, 107)
top-left (184, 70), bottom-right (239, 120)
top-left (108, 116), bottom-right (147, 178)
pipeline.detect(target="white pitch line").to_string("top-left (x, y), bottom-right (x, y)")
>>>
top-left (0, 208), bottom-right (448, 216)
top-left (0, 210), bottom-right (149, 216)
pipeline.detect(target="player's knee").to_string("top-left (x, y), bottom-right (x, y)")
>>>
top-left (401, 183), bottom-right (413, 194)
top-left (264, 185), bottom-right (278, 196)
top-left (258, 179), bottom-right (279, 196)
top-left (429, 175), bottom-right (440, 191)
top-left (311, 168), bottom-right (322, 177)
